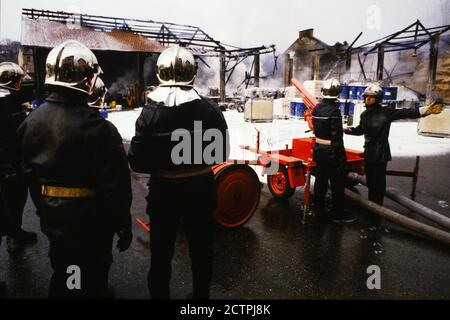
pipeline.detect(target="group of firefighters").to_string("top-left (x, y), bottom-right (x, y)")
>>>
top-left (0, 39), bottom-right (443, 299)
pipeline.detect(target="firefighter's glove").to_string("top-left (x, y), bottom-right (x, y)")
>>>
top-left (420, 102), bottom-right (444, 116)
top-left (116, 230), bottom-right (133, 252)
top-left (343, 127), bottom-right (352, 134)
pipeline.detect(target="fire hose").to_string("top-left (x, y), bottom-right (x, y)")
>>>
top-left (345, 189), bottom-right (450, 246)
top-left (347, 172), bottom-right (450, 230)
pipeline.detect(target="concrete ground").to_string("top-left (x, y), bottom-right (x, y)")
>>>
top-left (1, 146), bottom-right (449, 300)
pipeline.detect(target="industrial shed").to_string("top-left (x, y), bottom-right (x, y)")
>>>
top-left (20, 14), bottom-right (166, 103)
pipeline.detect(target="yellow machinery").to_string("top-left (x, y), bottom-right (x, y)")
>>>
top-left (125, 84), bottom-right (141, 108)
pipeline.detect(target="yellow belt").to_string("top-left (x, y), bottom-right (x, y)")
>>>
top-left (155, 167), bottom-right (212, 179)
top-left (41, 185), bottom-right (96, 198)
top-left (315, 138), bottom-right (332, 145)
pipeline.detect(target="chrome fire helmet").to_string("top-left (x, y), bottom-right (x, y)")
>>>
top-left (45, 40), bottom-right (103, 95)
top-left (0, 62), bottom-right (27, 91)
top-left (88, 77), bottom-right (108, 106)
top-left (363, 83), bottom-right (384, 103)
top-left (321, 78), bottom-right (341, 99)
top-left (156, 45), bottom-right (197, 87)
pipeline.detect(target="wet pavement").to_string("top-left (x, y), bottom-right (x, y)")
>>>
top-left (1, 149), bottom-right (449, 300)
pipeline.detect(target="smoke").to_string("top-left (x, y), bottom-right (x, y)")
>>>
top-left (259, 54), bottom-right (284, 89)
top-left (108, 72), bottom-right (137, 95)
top-left (195, 57), bottom-right (220, 95)
top-left (195, 56), bottom-right (260, 95)
top-left (430, 0), bottom-right (450, 26)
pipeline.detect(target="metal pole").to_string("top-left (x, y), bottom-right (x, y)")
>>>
top-left (137, 52), bottom-right (145, 105)
top-left (376, 43), bottom-right (385, 81)
top-left (254, 53), bottom-right (260, 87)
top-left (302, 170), bottom-right (312, 224)
top-left (219, 51), bottom-right (226, 102)
top-left (426, 34), bottom-right (440, 104)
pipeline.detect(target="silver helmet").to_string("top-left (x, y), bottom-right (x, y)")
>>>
top-left (156, 45), bottom-right (196, 87)
top-left (0, 62), bottom-right (27, 91)
top-left (45, 40), bottom-right (102, 95)
top-left (321, 78), bottom-right (341, 99)
top-left (88, 77), bottom-right (108, 106)
top-left (363, 83), bottom-right (383, 103)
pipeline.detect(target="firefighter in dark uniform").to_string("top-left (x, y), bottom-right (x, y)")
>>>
top-left (17, 40), bottom-right (133, 299)
top-left (344, 83), bottom-right (443, 206)
top-left (87, 77), bottom-right (107, 108)
top-left (128, 45), bottom-right (229, 299)
top-left (0, 62), bottom-right (37, 255)
top-left (312, 79), bottom-right (355, 223)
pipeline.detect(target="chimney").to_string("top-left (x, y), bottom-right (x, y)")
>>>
top-left (299, 29), bottom-right (314, 39)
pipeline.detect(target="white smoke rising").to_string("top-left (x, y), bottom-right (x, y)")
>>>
top-left (195, 56), bottom-right (260, 95)
top-left (109, 72), bottom-right (137, 95)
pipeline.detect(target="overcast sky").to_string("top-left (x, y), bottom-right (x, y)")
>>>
top-left (1, 0), bottom-right (448, 52)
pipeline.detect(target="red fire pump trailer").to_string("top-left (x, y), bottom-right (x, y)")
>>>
top-left (137, 79), bottom-right (365, 232)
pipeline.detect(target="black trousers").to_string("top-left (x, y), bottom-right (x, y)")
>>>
top-left (48, 238), bottom-right (113, 299)
top-left (313, 161), bottom-right (346, 216)
top-left (365, 161), bottom-right (388, 205)
top-left (0, 174), bottom-right (28, 236)
top-left (147, 173), bottom-right (217, 300)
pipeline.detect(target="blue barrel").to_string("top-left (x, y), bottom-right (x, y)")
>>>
top-left (290, 102), bottom-right (297, 117)
top-left (340, 85), bottom-right (350, 99)
top-left (295, 102), bottom-right (306, 117)
top-left (356, 86), bottom-right (367, 100)
top-left (99, 108), bottom-right (108, 119)
top-left (348, 102), bottom-right (355, 115)
top-left (383, 87), bottom-right (398, 101)
top-left (338, 101), bottom-right (346, 115)
top-left (349, 86), bottom-right (358, 100)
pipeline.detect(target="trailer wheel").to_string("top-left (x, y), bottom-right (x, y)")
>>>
top-left (267, 165), bottom-right (296, 200)
top-left (237, 105), bottom-right (244, 113)
top-left (213, 164), bottom-right (261, 228)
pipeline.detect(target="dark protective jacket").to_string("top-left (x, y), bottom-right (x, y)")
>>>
top-left (0, 91), bottom-right (28, 171)
top-left (0, 90), bottom-right (30, 236)
top-left (16, 90), bottom-right (132, 244)
top-left (128, 97), bottom-right (229, 174)
top-left (311, 99), bottom-right (347, 167)
top-left (128, 97), bottom-right (229, 216)
top-left (345, 104), bottom-right (421, 162)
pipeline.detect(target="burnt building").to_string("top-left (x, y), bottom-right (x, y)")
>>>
top-left (18, 8), bottom-right (275, 104)
top-left (19, 12), bottom-right (166, 104)
top-left (283, 22), bottom-right (450, 104)
top-left (283, 29), bottom-right (348, 86)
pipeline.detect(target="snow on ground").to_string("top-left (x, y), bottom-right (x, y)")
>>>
top-left (108, 108), bottom-right (450, 159)
top-left (108, 108), bottom-right (450, 183)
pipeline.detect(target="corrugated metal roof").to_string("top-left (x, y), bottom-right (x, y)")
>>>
top-left (21, 17), bottom-right (166, 53)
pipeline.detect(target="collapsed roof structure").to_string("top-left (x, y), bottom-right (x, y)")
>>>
top-left (21, 8), bottom-right (276, 101)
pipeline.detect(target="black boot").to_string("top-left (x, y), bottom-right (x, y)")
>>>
top-left (7, 229), bottom-right (38, 254)
top-left (332, 211), bottom-right (356, 223)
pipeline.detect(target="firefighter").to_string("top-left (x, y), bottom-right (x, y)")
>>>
top-left (0, 62), bottom-right (38, 254)
top-left (128, 45), bottom-right (229, 299)
top-left (312, 78), bottom-right (355, 223)
top-left (344, 83), bottom-right (443, 207)
top-left (16, 40), bottom-right (132, 299)
top-left (88, 77), bottom-right (108, 107)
